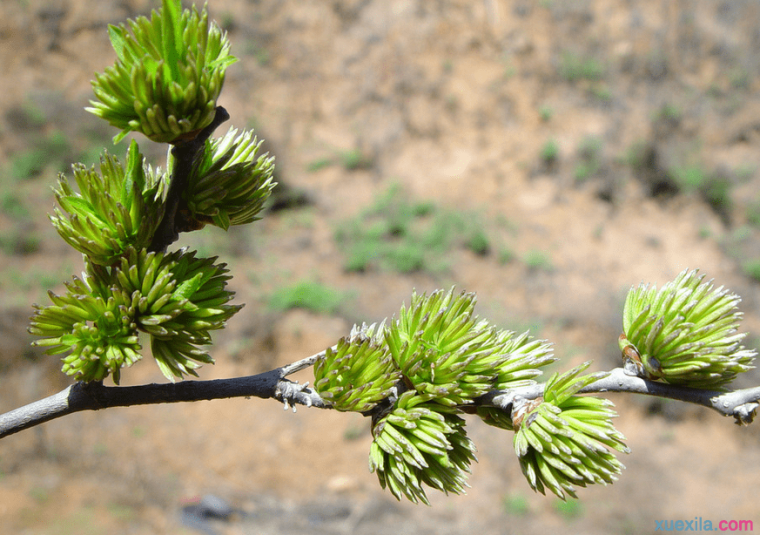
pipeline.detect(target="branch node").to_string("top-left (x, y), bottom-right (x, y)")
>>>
top-left (275, 380), bottom-right (315, 412)
top-left (733, 403), bottom-right (758, 426)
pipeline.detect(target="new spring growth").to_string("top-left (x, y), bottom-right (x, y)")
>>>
top-left (384, 288), bottom-right (555, 407)
top-left (183, 127), bottom-right (276, 230)
top-left (512, 362), bottom-right (629, 500)
top-left (314, 322), bottom-right (402, 412)
top-left (621, 269), bottom-right (756, 389)
top-left (313, 288), bottom-right (556, 504)
top-left (118, 248), bottom-right (242, 381)
top-left (369, 391), bottom-right (476, 505)
top-left (29, 261), bottom-right (141, 384)
top-left (87, 0), bottom-right (237, 144)
top-left (50, 140), bottom-right (164, 266)
top-left (30, 249), bottom-right (241, 383)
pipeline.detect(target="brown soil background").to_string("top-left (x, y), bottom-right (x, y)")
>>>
top-left (2, 1), bottom-right (760, 533)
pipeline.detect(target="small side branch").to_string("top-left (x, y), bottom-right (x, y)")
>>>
top-left (483, 367), bottom-right (760, 425)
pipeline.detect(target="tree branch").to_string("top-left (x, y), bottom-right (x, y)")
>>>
top-left (3, 360), bottom-right (760, 440)
top-left (0, 352), bottom-right (328, 440)
top-left (481, 367), bottom-right (760, 426)
top-left (148, 106), bottom-right (231, 253)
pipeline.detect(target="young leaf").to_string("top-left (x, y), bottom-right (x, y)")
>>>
top-left (161, 0), bottom-right (183, 81)
top-left (172, 272), bottom-right (205, 303)
top-left (107, 25), bottom-right (128, 63)
top-left (122, 140), bottom-right (145, 208)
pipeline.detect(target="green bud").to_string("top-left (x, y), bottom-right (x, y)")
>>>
top-left (87, 0), bottom-right (237, 144)
top-left (185, 127), bottom-right (276, 230)
top-left (314, 322), bottom-right (402, 412)
top-left (49, 141), bottom-right (164, 266)
top-left (487, 329), bottom-right (556, 390)
top-left (29, 248), bottom-right (240, 383)
top-left (29, 265), bottom-right (141, 385)
top-left (513, 362), bottom-right (628, 500)
top-left (134, 249), bottom-right (242, 381)
top-left (385, 288), bottom-right (555, 407)
top-left (369, 391), bottom-right (476, 505)
top-left (622, 269), bottom-right (756, 388)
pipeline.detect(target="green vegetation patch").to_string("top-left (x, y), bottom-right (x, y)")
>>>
top-left (669, 165), bottom-right (733, 220)
top-left (503, 492), bottom-right (530, 516)
top-left (553, 497), bottom-right (584, 520)
top-left (524, 249), bottom-right (554, 271)
top-left (306, 148), bottom-right (374, 172)
top-left (540, 138), bottom-right (560, 165)
top-left (574, 136), bottom-right (603, 182)
top-left (268, 280), bottom-right (348, 314)
top-left (334, 184), bottom-right (491, 273)
top-left (742, 259), bottom-right (760, 283)
top-left (10, 130), bottom-right (71, 180)
top-left (746, 195), bottom-right (760, 228)
top-left (558, 52), bottom-right (605, 82)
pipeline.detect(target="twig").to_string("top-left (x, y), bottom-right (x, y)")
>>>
top-left (482, 367), bottom-right (760, 426)
top-left (3, 362), bottom-right (760, 440)
top-left (279, 347), bottom-right (333, 376)
top-left (0, 349), bottom-right (328, 440)
top-left (148, 106), bottom-right (231, 253)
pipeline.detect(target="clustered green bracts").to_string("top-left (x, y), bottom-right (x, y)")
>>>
top-left (29, 267), bottom-right (141, 384)
top-left (385, 288), bottom-right (555, 406)
top-left (183, 127), bottom-right (276, 230)
top-left (314, 288), bottom-right (557, 504)
top-left (33, 0), bottom-right (274, 388)
top-left (314, 322), bottom-right (401, 412)
top-left (621, 269), bottom-right (756, 388)
top-left (369, 391), bottom-right (476, 505)
top-left (50, 141), bottom-right (164, 266)
top-left (30, 248), bottom-right (240, 383)
top-left (513, 363), bottom-right (628, 500)
top-left (38, 132), bottom-right (269, 381)
top-left (87, 0), bottom-right (237, 143)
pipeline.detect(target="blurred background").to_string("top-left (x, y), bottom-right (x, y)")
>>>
top-left (2, 0), bottom-right (760, 533)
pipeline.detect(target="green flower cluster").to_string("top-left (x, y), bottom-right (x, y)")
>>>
top-left (87, 0), bottom-right (237, 144)
top-left (314, 322), bottom-right (401, 412)
top-left (35, 14), bottom-right (273, 383)
top-left (313, 288), bottom-right (555, 504)
top-left (621, 269), bottom-right (756, 388)
top-left (50, 141), bottom-right (164, 266)
top-left (29, 249), bottom-right (240, 383)
top-left (369, 392), bottom-right (476, 505)
top-left (183, 127), bottom-right (276, 230)
top-left (29, 269), bottom-right (141, 384)
top-left (384, 288), bottom-right (555, 406)
top-left (513, 363), bottom-right (629, 500)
